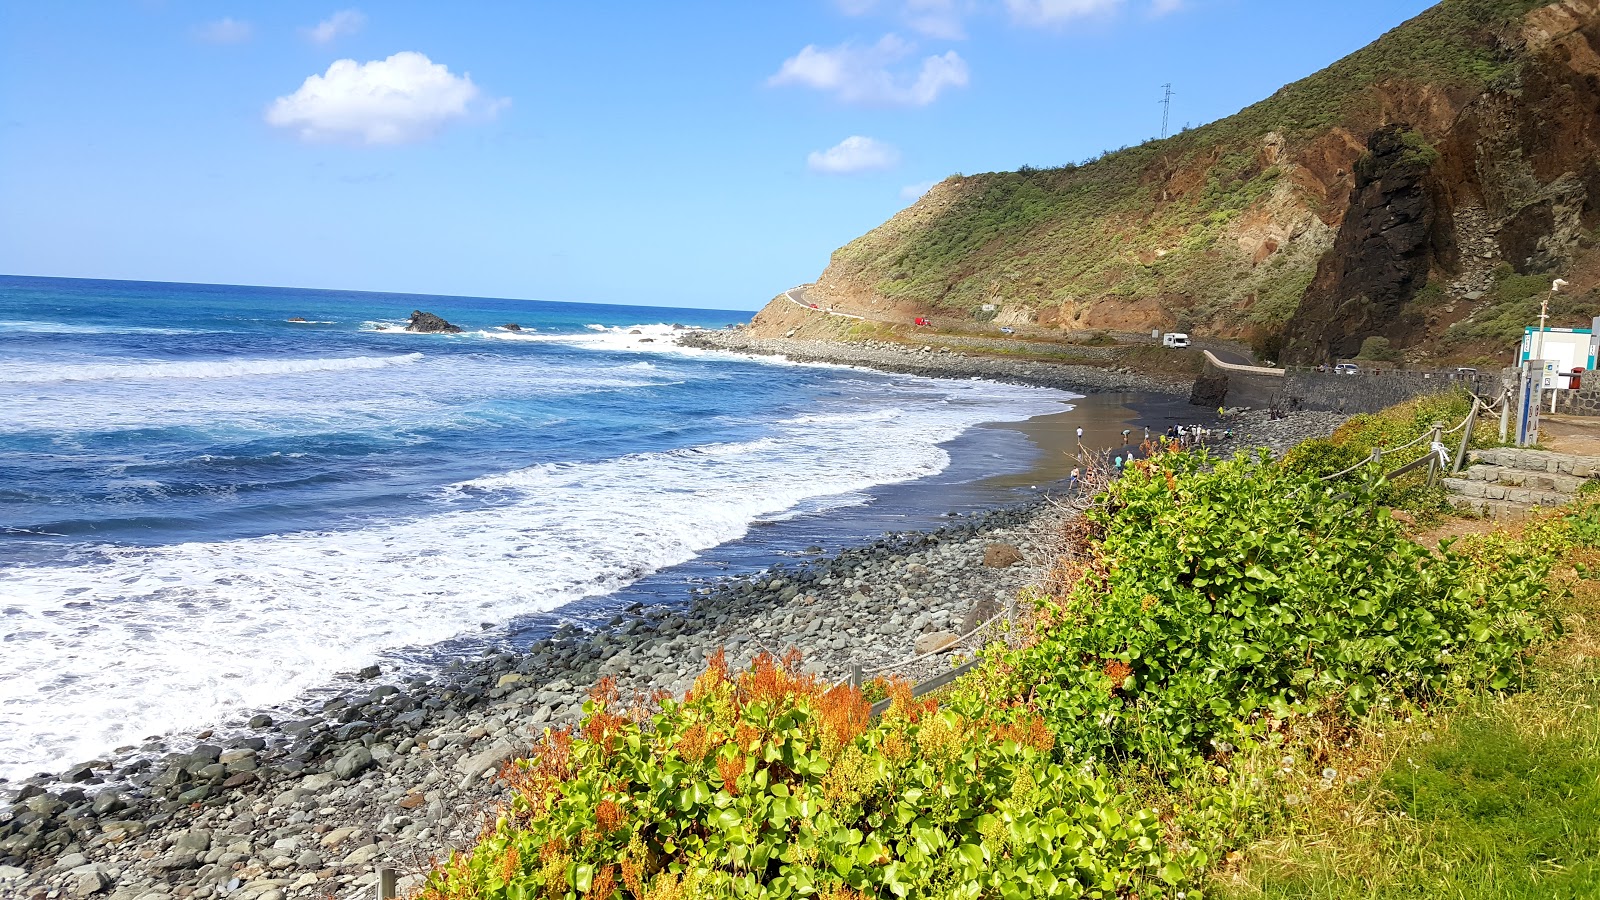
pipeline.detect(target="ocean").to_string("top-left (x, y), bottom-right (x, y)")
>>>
top-left (0, 275), bottom-right (1078, 782)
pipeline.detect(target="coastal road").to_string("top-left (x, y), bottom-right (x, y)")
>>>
top-left (782, 286), bottom-right (865, 321)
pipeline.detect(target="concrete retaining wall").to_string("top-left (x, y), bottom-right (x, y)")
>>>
top-left (1196, 356), bottom-right (1491, 415)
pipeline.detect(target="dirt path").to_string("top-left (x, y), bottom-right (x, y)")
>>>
top-left (1540, 414), bottom-right (1600, 455)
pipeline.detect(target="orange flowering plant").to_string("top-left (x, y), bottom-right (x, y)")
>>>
top-left (420, 650), bottom-right (1190, 900)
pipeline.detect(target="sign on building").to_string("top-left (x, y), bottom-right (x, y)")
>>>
top-left (1520, 326), bottom-right (1596, 388)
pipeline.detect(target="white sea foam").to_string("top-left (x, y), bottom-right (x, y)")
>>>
top-left (0, 353), bottom-right (425, 385)
top-left (0, 352), bottom-right (665, 437)
top-left (500, 323), bottom-right (712, 355)
top-left (0, 319), bottom-right (205, 336)
top-left (0, 377), bottom-right (1074, 779)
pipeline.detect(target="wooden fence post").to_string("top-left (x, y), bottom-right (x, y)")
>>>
top-left (1452, 398), bottom-right (1480, 474)
top-left (377, 867), bottom-right (397, 900)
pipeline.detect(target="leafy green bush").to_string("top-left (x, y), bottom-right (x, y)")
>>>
top-left (1278, 391), bottom-right (1496, 518)
top-left (422, 656), bottom-right (1193, 900)
top-left (1354, 336), bottom-right (1400, 362)
top-left (951, 450), bottom-right (1554, 774)
top-left (422, 435), bottom-right (1570, 900)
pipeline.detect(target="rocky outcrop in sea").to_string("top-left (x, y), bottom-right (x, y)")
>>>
top-left (405, 311), bottom-right (461, 334)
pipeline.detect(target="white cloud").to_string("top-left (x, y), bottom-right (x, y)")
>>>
top-left (808, 136), bottom-right (901, 174)
top-left (903, 0), bottom-right (969, 39)
top-left (900, 179), bottom-right (938, 199)
top-left (1149, 0), bottom-right (1183, 15)
top-left (837, 0), bottom-right (971, 39)
top-left (1005, 0), bottom-right (1123, 26)
top-left (194, 17), bottom-right (253, 44)
top-left (769, 35), bottom-right (968, 106)
top-left (305, 9), bottom-right (366, 44)
top-left (265, 51), bottom-right (505, 145)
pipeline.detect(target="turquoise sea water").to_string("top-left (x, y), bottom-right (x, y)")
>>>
top-left (0, 275), bottom-right (1076, 780)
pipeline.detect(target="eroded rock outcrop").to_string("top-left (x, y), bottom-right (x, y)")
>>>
top-left (407, 310), bottom-right (462, 334)
top-left (1281, 125), bottom-right (1450, 364)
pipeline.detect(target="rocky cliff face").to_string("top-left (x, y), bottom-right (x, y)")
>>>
top-left (1281, 2), bottom-right (1600, 363)
top-left (1281, 126), bottom-right (1452, 362)
top-left (754, 0), bottom-right (1600, 367)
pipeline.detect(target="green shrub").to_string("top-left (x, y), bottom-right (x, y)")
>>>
top-left (422, 657), bottom-right (1193, 900)
top-left (951, 450), bottom-right (1554, 774)
top-left (1354, 336), bottom-right (1400, 362)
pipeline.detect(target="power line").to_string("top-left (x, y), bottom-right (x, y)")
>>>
top-left (1158, 83), bottom-right (1175, 138)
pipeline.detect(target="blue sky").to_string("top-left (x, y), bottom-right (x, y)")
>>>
top-left (1, 1), bottom-right (1435, 310)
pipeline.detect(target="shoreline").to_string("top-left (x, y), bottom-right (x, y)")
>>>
top-left (677, 329), bottom-right (1195, 396)
top-left (0, 499), bottom-right (1078, 900)
top-left (0, 338), bottom-right (1346, 900)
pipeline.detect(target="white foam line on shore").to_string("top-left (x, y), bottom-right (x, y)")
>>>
top-left (0, 353), bottom-right (425, 385)
top-left (0, 377), bottom-right (1076, 780)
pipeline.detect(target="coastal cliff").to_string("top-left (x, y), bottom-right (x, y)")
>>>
top-left (750, 0), bottom-right (1600, 366)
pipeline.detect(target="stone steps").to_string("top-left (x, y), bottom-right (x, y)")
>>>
top-left (1468, 447), bottom-right (1600, 478)
top-left (1445, 446), bottom-right (1597, 518)
top-left (1460, 466), bottom-right (1590, 493)
top-left (1448, 497), bottom-right (1555, 520)
top-left (1441, 478), bottom-right (1575, 508)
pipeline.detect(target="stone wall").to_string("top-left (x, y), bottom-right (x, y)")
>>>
top-left (1564, 385), bottom-right (1600, 417)
top-left (1277, 370), bottom-right (1491, 415)
top-left (1195, 357), bottom-right (1491, 415)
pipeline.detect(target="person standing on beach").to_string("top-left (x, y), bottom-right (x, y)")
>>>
top-left (1076, 426), bottom-right (1084, 444)
top-left (1069, 467), bottom-right (1080, 496)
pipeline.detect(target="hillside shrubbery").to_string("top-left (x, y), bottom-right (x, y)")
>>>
top-left (1278, 390), bottom-right (1497, 517)
top-left (422, 658), bottom-right (1186, 900)
top-left (422, 441), bottom-right (1586, 900)
top-left (946, 450), bottom-right (1551, 776)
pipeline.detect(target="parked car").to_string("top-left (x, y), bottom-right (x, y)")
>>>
top-left (1333, 363), bottom-right (1360, 375)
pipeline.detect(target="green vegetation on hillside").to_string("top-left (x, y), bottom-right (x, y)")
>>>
top-left (1444, 263), bottom-right (1600, 352)
top-left (1279, 391), bottom-right (1498, 519)
top-left (1220, 510), bottom-right (1600, 898)
top-left (828, 0), bottom-right (1546, 336)
top-left (420, 418), bottom-right (1600, 899)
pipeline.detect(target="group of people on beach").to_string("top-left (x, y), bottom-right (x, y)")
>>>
top-left (1065, 422), bottom-right (1235, 496)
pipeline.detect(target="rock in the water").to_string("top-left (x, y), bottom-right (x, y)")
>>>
top-left (983, 543), bottom-right (1024, 568)
top-left (286, 317), bottom-right (308, 323)
top-left (332, 747), bottom-right (374, 780)
top-left (1189, 370), bottom-right (1229, 408)
top-left (406, 310), bottom-right (462, 334)
top-left (248, 714), bottom-right (274, 729)
top-left (358, 664), bottom-right (381, 679)
top-left (914, 632), bottom-right (961, 655)
top-left (502, 323), bottom-right (522, 331)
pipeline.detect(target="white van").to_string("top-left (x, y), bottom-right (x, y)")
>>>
top-left (1161, 332), bottom-right (1191, 349)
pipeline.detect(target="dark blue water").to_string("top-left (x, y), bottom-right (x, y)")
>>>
top-left (0, 276), bottom-right (1078, 778)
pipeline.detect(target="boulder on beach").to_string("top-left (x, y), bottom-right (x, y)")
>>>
top-left (915, 632), bottom-right (961, 655)
top-left (406, 310), bottom-right (462, 334)
top-left (983, 543), bottom-right (1024, 568)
